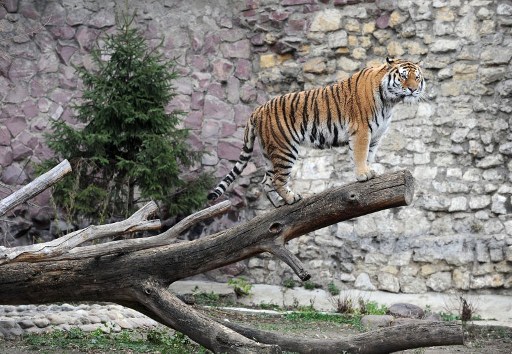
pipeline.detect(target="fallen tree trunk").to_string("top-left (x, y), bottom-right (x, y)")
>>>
top-left (0, 167), bottom-right (463, 352)
top-left (221, 319), bottom-right (463, 354)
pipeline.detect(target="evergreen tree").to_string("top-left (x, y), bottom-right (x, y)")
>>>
top-left (42, 16), bottom-right (210, 221)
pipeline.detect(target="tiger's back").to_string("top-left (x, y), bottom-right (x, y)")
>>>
top-left (208, 58), bottom-right (425, 207)
top-left (253, 64), bottom-right (389, 150)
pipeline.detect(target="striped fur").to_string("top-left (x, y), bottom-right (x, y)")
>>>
top-left (208, 58), bottom-right (425, 207)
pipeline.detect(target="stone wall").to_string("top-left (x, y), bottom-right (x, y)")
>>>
top-left (0, 0), bottom-right (511, 293)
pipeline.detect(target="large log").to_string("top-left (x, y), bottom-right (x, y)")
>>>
top-left (0, 169), bottom-right (463, 353)
top-left (220, 319), bottom-right (463, 354)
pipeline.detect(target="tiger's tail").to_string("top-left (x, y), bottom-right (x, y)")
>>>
top-left (207, 116), bottom-right (256, 201)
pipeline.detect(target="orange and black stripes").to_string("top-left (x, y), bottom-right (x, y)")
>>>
top-left (208, 58), bottom-right (425, 206)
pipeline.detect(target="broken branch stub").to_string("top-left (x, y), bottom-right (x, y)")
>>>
top-left (257, 169), bottom-right (415, 280)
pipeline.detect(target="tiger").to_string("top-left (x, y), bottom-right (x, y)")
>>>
top-left (207, 57), bottom-right (425, 207)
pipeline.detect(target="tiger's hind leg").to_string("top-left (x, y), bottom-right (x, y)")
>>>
top-left (269, 155), bottom-right (302, 206)
top-left (261, 153), bottom-right (301, 207)
top-left (261, 173), bottom-right (287, 208)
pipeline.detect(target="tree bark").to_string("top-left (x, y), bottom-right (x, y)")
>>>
top-left (0, 169), bottom-right (463, 353)
top-left (220, 319), bottom-right (463, 354)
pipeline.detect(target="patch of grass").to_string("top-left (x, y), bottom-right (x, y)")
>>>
top-left (439, 312), bottom-right (482, 322)
top-left (285, 308), bottom-right (363, 331)
top-left (327, 282), bottom-right (340, 296)
top-left (302, 280), bottom-right (316, 290)
top-left (228, 277), bottom-right (252, 297)
top-left (283, 278), bottom-right (296, 289)
top-left (331, 293), bottom-right (387, 316)
top-left (440, 312), bottom-right (461, 321)
top-left (193, 291), bottom-right (221, 306)
top-left (259, 302), bottom-right (281, 311)
top-left (22, 327), bottom-right (208, 353)
top-left (358, 299), bottom-right (388, 315)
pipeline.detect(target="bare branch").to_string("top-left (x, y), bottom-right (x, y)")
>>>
top-left (159, 200), bottom-right (231, 239)
top-left (266, 244), bottom-right (310, 281)
top-left (0, 160), bottom-right (72, 217)
top-left (0, 201), bottom-right (160, 264)
top-left (50, 200), bottom-right (232, 261)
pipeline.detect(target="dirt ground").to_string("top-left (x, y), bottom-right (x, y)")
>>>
top-left (206, 308), bottom-right (512, 354)
top-left (1, 308), bottom-right (512, 353)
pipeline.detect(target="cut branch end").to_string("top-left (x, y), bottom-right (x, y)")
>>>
top-left (267, 244), bottom-right (310, 281)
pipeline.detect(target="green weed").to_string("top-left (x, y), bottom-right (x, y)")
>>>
top-left (283, 278), bottom-right (296, 289)
top-left (327, 282), bottom-right (340, 296)
top-left (228, 277), bottom-right (252, 297)
top-left (359, 299), bottom-right (388, 315)
top-left (259, 302), bottom-right (281, 311)
top-left (23, 327), bottom-right (208, 353)
top-left (193, 291), bottom-right (221, 306)
top-left (285, 308), bottom-right (363, 331)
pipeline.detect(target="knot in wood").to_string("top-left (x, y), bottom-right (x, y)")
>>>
top-left (347, 192), bottom-right (358, 203)
top-left (268, 222), bottom-right (283, 234)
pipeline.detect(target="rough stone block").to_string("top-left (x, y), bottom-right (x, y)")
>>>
top-left (377, 273), bottom-right (400, 293)
top-left (235, 59), bottom-right (252, 79)
top-left (220, 40), bottom-right (251, 59)
top-left (2, 164), bottom-right (28, 185)
top-left (212, 58), bottom-right (234, 82)
top-left (489, 248), bottom-right (504, 262)
top-left (452, 269), bottom-right (470, 290)
top-left (430, 39), bottom-right (460, 53)
top-left (303, 57), bottom-right (326, 73)
top-left (470, 274), bottom-right (504, 289)
top-left (327, 30), bottom-right (348, 48)
top-left (426, 272), bottom-right (452, 292)
top-left (11, 140), bottom-right (32, 161)
top-left (203, 95), bottom-right (234, 121)
top-left (217, 139), bottom-right (243, 161)
top-left (0, 146), bottom-right (13, 168)
top-left (75, 26), bottom-right (99, 51)
top-left (480, 47), bottom-right (512, 65)
top-left (388, 10), bottom-right (408, 28)
top-left (388, 303), bottom-right (424, 318)
top-left (448, 196), bottom-right (467, 212)
top-left (310, 9), bottom-right (342, 32)
top-left (8, 58), bottom-right (37, 81)
top-left (361, 315), bottom-right (394, 329)
top-left (354, 273), bottom-right (376, 291)
top-left (491, 194), bottom-right (509, 215)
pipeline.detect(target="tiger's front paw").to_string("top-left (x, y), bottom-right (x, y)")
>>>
top-left (289, 192), bottom-right (303, 204)
top-left (356, 169), bottom-right (377, 182)
top-left (280, 191), bottom-right (302, 206)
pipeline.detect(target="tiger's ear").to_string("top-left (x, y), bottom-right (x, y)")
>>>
top-left (386, 57), bottom-right (396, 67)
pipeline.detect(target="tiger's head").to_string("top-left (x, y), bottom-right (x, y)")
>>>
top-left (383, 57), bottom-right (425, 104)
